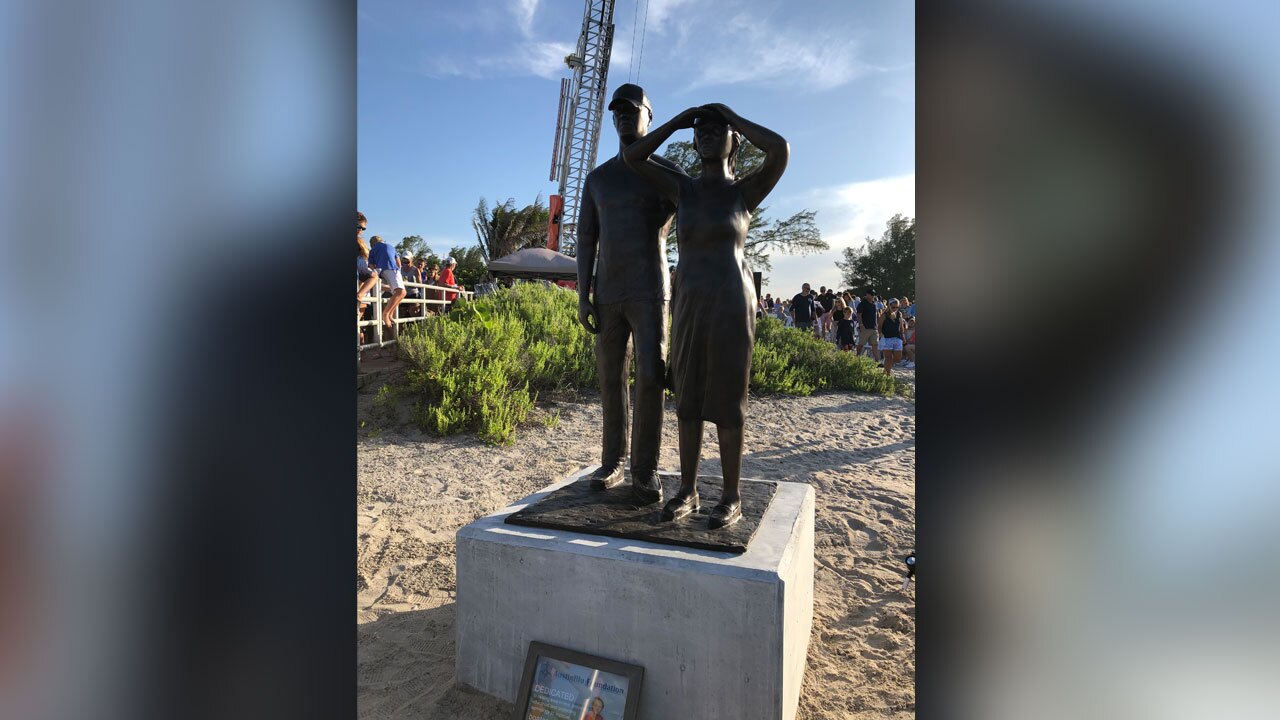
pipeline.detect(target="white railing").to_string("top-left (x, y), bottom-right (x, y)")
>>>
top-left (358, 281), bottom-right (474, 352)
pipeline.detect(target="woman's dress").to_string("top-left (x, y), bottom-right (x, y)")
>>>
top-left (669, 179), bottom-right (756, 428)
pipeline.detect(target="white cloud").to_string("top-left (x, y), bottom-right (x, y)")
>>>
top-left (494, 41), bottom-right (575, 79)
top-left (689, 20), bottom-right (870, 92)
top-left (805, 174), bottom-right (915, 250)
top-left (512, 0), bottom-right (540, 37)
top-left (639, 0), bottom-right (697, 35)
top-left (417, 0), bottom-right (566, 80)
top-left (763, 174), bottom-right (914, 295)
top-left (614, 6), bottom-right (884, 93)
top-left (422, 41), bottom-right (574, 80)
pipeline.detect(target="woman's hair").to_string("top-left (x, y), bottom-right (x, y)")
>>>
top-left (357, 236), bottom-right (370, 259)
top-left (727, 131), bottom-right (743, 176)
top-left (357, 211), bottom-right (367, 224)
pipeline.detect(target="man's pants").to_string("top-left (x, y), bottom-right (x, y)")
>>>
top-left (595, 299), bottom-right (668, 475)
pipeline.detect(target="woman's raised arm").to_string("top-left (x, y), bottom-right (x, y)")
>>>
top-left (622, 107), bottom-right (700, 205)
top-left (702, 103), bottom-right (789, 212)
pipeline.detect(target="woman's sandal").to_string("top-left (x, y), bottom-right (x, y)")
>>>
top-left (660, 492), bottom-right (700, 522)
top-left (708, 501), bottom-right (742, 530)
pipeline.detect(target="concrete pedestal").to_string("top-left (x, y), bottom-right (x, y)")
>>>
top-left (456, 467), bottom-right (815, 720)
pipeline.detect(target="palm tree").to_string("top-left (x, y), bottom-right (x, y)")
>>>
top-left (471, 195), bottom-right (550, 263)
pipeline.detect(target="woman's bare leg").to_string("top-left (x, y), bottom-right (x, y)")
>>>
top-left (708, 425), bottom-right (744, 528)
top-left (663, 418), bottom-right (703, 521)
top-left (676, 418), bottom-right (702, 499)
top-left (716, 425), bottom-right (743, 506)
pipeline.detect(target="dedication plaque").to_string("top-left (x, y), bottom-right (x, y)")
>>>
top-left (513, 641), bottom-right (643, 720)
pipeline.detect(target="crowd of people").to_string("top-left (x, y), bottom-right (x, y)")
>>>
top-left (359, 212), bottom-right (914, 375)
top-left (357, 211), bottom-right (462, 337)
top-left (758, 283), bottom-right (916, 376)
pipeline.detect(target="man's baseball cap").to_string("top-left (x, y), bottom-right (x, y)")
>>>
top-left (608, 83), bottom-right (652, 114)
top-left (402, 252), bottom-right (413, 259)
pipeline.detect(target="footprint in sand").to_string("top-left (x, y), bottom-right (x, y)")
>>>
top-left (866, 631), bottom-right (902, 651)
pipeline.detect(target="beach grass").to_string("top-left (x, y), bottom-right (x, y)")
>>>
top-left (395, 283), bottom-right (911, 445)
top-left (752, 316), bottom-right (912, 398)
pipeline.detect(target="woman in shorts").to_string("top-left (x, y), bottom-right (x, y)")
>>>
top-left (877, 297), bottom-right (906, 375)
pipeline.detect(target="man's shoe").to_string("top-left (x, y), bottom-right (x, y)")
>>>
top-left (660, 492), bottom-right (699, 521)
top-left (631, 471), bottom-right (663, 505)
top-left (588, 465), bottom-right (624, 490)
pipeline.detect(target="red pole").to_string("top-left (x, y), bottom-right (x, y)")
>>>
top-left (547, 194), bottom-right (564, 252)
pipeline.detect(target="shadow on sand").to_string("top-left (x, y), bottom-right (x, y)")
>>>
top-left (742, 440), bottom-right (913, 480)
top-left (358, 604), bottom-right (512, 720)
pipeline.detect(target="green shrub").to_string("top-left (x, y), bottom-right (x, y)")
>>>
top-left (393, 285), bottom-right (909, 446)
top-left (372, 384), bottom-right (397, 412)
top-left (397, 283), bottom-right (593, 445)
top-left (752, 317), bottom-right (912, 398)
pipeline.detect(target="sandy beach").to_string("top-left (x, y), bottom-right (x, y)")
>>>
top-left (358, 376), bottom-right (915, 719)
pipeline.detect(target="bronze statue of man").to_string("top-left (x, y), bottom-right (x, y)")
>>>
top-left (576, 84), bottom-right (686, 505)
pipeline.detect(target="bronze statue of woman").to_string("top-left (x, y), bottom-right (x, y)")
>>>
top-left (623, 103), bottom-right (788, 529)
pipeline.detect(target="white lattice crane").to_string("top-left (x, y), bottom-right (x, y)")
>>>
top-left (546, 0), bottom-right (618, 257)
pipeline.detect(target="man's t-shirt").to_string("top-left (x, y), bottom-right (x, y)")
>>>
top-left (579, 154), bottom-right (684, 304)
top-left (368, 242), bottom-right (397, 273)
top-left (818, 292), bottom-right (836, 314)
top-left (791, 293), bottom-right (816, 322)
top-left (856, 299), bottom-right (879, 329)
top-left (402, 266), bottom-right (422, 296)
top-left (439, 267), bottom-right (459, 301)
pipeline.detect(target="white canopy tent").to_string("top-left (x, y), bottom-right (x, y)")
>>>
top-left (486, 247), bottom-right (578, 281)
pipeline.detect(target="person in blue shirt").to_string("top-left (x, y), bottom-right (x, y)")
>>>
top-left (367, 235), bottom-right (406, 327)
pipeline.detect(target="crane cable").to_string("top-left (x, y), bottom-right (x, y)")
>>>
top-left (635, 0), bottom-right (650, 83)
top-left (627, 0), bottom-right (641, 82)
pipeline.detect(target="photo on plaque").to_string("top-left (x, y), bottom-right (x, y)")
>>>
top-left (514, 642), bottom-right (643, 720)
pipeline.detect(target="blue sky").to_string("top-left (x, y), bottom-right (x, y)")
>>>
top-left (358, 0), bottom-right (913, 295)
